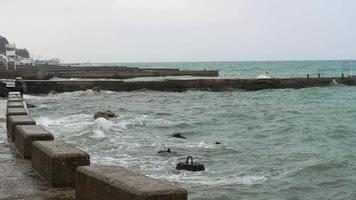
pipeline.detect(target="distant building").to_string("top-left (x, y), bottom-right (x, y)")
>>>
top-left (5, 43), bottom-right (34, 66)
top-left (5, 44), bottom-right (16, 63)
top-left (35, 57), bottom-right (61, 65)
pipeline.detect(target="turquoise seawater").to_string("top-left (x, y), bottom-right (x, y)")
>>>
top-left (107, 60), bottom-right (353, 78)
top-left (27, 60), bottom-right (356, 199)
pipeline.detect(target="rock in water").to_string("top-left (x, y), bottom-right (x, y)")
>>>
top-left (105, 110), bottom-right (116, 118)
top-left (94, 110), bottom-right (117, 119)
top-left (26, 103), bottom-right (37, 108)
top-left (158, 148), bottom-right (171, 154)
top-left (172, 132), bottom-right (186, 139)
top-left (94, 111), bottom-right (109, 119)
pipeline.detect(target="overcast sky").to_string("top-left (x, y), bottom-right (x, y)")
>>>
top-left (1, 0), bottom-right (356, 63)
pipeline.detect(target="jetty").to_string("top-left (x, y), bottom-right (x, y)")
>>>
top-left (0, 98), bottom-right (75, 198)
top-left (12, 76), bottom-right (356, 94)
top-left (0, 65), bottom-right (219, 79)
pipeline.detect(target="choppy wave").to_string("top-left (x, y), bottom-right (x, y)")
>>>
top-left (26, 83), bottom-right (356, 200)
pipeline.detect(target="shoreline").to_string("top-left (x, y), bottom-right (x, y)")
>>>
top-left (1, 94), bottom-right (187, 199)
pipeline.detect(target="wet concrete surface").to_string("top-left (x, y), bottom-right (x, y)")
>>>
top-left (0, 99), bottom-right (75, 199)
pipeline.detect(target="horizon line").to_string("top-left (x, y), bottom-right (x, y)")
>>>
top-left (62, 58), bottom-right (355, 64)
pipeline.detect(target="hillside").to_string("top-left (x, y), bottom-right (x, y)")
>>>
top-left (0, 35), bottom-right (30, 58)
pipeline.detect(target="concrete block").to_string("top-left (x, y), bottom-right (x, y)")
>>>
top-left (8, 91), bottom-right (21, 98)
top-left (8, 97), bottom-right (23, 102)
top-left (32, 140), bottom-right (90, 187)
top-left (7, 101), bottom-right (24, 108)
top-left (6, 107), bottom-right (27, 118)
top-left (14, 125), bottom-right (54, 159)
top-left (7, 115), bottom-right (36, 141)
top-left (6, 108), bottom-right (28, 133)
top-left (75, 165), bottom-right (187, 200)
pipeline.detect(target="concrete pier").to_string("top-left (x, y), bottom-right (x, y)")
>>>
top-left (0, 66), bottom-right (219, 80)
top-left (0, 99), bottom-right (75, 199)
top-left (14, 125), bottom-right (54, 159)
top-left (7, 115), bottom-right (36, 141)
top-left (17, 76), bottom-right (356, 94)
top-left (32, 140), bottom-right (90, 187)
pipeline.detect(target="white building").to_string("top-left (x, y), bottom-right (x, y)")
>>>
top-left (5, 43), bottom-right (34, 67)
top-left (5, 44), bottom-right (16, 63)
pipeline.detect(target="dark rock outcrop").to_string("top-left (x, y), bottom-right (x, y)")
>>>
top-left (26, 103), bottom-right (37, 108)
top-left (94, 110), bottom-right (117, 119)
top-left (172, 133), bottom-right (186, 139)
top-left (158, 148), bottom-right (171, 154)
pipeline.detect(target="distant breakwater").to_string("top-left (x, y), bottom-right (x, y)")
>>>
top-left (17, 76), bottom-right (356, 93)
top-left (0, 65), bottom-right (219, 79)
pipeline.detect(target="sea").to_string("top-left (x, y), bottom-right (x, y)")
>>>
top-left (25, 60), bottom-right (356, 200)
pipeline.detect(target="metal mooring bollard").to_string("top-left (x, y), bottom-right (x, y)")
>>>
top-left (307, 74), bottom-right (309, 79)
top-left (342, 73), bottom-right (344, 78)
top-left (318, 73), bottom-right (320, 78)
top-left (176, 156), bottom-right (205, 172)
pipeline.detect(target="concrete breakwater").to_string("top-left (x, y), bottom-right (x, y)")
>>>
top-left (3, 92), bottom-right (188, 199)
top-left (17, 76), bottom-right (356, 93)
top-left (0, 65), bottom-right (219, 80)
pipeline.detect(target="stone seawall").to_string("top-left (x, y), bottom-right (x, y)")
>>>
top-left (4, 93), bottom-right (188, 199)
top-left (0, 66), bottom-right (219, 80)
top-left (17, 76), bottom-right (356, 94)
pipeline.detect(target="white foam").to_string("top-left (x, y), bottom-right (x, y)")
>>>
top-left (159, 172), bottom-right (267, 186)
top-left (23, 94), bottom-right (44, 100)
top-left (197, 141), bottom-right (217, 149)
top-left (256, 74), bottom-right (271, 79)
top-left (94, 117), bottom-right (113, 130)
top-left (115, 115), bottom-right (148, 129)
top-left (92, 129), bottom-right (106, 138)
top-left (91, 118), bottom-right (113, 138)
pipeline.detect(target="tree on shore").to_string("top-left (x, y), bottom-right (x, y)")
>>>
top-left (0, 35), bottom-right (30, 58)
top-left (0, 35), bottom-right (9, 54)
top-left (16, 48), bottom-right (30, 58)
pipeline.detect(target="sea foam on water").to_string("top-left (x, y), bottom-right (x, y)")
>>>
top-left (26, 60), bottom-right (356, 200)
top-left (92, 118), bottom-right (113, 138)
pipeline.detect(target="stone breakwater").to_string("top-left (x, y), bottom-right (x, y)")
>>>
top-left (4, 91), bottom-right (188, 200)
top-left (0, 65), bottom-right (219, 80)
top-left (16, 76), bottom-right (356, 93)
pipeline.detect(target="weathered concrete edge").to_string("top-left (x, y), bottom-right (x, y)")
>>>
top-left (75, 165), bottom-right (188, 200)
top-left (6, 96), bottom-right (188, 199)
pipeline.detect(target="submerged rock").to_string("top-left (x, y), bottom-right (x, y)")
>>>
top-left (105, 110), bottom-right (116, 118)
top-left (26, 103), bottom-right (37, 108)
top-left (172, 132), bottom-right (186, 139)
top-left (158, 148), bottom-right (171, 154)
top-left (94, 110), bottom-right (117, 119)
top-left (94, 111), bottom-right (109, 119)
